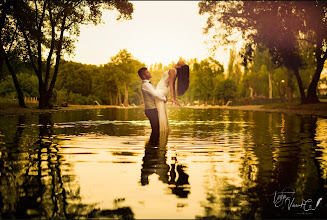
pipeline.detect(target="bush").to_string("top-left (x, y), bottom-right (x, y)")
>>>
top-left (68, 92), bottom-right (85, 105)
top-left (56, 89), bottom-right (68, 105)
top-left (86, 95), bottom-right (102, 105)
top-left (67, 92), bottom-right (101, 105)
top-left (0, 73), bottom-right (38, 98)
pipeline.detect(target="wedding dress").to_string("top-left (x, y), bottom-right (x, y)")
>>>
top-left (155, 68), bottom-right (177, 132)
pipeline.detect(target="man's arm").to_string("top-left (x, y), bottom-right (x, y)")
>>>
top-left (142, 83), bottom-right (167, 101)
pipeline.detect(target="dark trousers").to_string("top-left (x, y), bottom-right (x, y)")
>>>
top-left (145, 108), bottom-right (159, 145)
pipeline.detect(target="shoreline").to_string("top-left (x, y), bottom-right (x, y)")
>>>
top-left (0, 103), bottom-right (327, 118)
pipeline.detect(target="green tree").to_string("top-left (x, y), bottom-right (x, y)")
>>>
top-left (199, 1), bottom-right (327, 104)
top-left (190, 57), bottom-right (224, 105)
top-left (227, 49), bottom-right (242, 86)
top-left (8, 1), bottom-right (133, 109)
top-left (95, 63), bottom-right (119, 105)
top-left (215, 79), bottom-right (237, 105)
top-left (56, 61), bottom-right (95, 97)
top-left (0, 72), bottom-right (38, 98)
top-left (110, 49), bottom-right (143, 106)
top-left (149, 62), bottom-right (167, 86)
top-left (227, 49), bottom-right (243, 100)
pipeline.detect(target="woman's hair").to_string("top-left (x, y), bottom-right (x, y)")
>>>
top-left (176, 65), bottom-right (190, 96)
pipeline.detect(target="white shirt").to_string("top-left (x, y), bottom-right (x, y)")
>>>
top-left (142, 80), bottom-right (166, 101)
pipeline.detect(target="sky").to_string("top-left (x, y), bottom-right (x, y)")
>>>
top-left (67, 1), bottom-right (239, 68)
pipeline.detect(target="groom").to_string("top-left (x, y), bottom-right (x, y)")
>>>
top-left (138, 67), bottom-right (167, 142)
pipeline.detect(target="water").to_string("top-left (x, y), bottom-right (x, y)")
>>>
top-left (0, 107), bottom-right (327, 219)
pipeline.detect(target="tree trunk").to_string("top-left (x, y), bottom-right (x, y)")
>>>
top-left (293, 67), bottom-right (306, 104)
top-left (115, 93), bottom-right (118, 105)
top-left (249, 87), bottom-right (253, 98)
top-left (38, 84), bottom-right (47, 109)
top-left (275, 82), bottom-right (284, 102)
top-left (268, 71), bottom-right (272, 99)
top-left (0, 48), bottom-right (4, 77)
top-left (2, 48), bottom-right (26, 108)
top-left (109, 92), bottom-right (112, 105)
top-left (135, 92), bottom-right (143, 105)
top-left (306, 57), bottom-right (325, 104)
top-left (45, 10), bottom-right (67, 109)
top-left (286, 84), bottom-right (293, 103)
top-left (0, 3), bottom-right (25, 108)
top-left (123, 82), bottom-right (128, 107)
top-left (118, 92), bottom-right (122, 105)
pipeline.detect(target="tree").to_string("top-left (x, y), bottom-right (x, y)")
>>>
top-left (199, 1), bottom-right (327, 104)
top-left (0, 2), bottom-right (26, 107)
top-left (56, 62), bottom-right (97, 101)
top-left (227, 48), bottom-right (242, 86)
top-left (110, 49), bottom-right (143, 106)
top-left (215, 79), bottom-right (237, 105)
top-left (190, 57), bottom-right (224, 105)
top-left (0, 72), bottom-right (38, 98)
top-left (97, 62), bottom-right (120, 105)
top-left (7, 1), bottom-right (133, 109)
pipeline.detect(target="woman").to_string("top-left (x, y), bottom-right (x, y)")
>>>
top-left (155, 61), bottom-right (190, 132)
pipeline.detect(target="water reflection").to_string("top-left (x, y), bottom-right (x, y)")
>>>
top-left (195, 113), bottom-right (327, 219)
top-left (0, 108), bottom-right (326, 219)
top-left (0, 113), bottom-right (135, 219)
top-left (141, 131), bottom-right (190, 198)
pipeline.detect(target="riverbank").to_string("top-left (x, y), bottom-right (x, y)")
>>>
top-left (1, 99), bottom-right (327, 117)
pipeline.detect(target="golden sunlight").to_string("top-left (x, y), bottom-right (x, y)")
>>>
top-left (69, 1), bottom-right (213, 66)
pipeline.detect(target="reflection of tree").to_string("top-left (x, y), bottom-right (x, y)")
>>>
top-left (141, 131), bottom-right (190, 198)
top-left (0, 114), bottom-right (134, 219)
top-left (314, 118), bottom-right (327, 217)
top-left (196, 112), bottom-right (327, 219)
top-left (240, 113), bottom-right (326, 218)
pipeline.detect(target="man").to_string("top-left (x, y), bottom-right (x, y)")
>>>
top-left (138, 67), bottom-right (167, 143)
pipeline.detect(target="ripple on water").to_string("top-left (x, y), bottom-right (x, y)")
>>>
top-left (0, 109), bottom-right (326, 219)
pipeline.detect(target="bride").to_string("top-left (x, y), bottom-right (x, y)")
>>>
top-left (155, 61), bottom-right (190, 133)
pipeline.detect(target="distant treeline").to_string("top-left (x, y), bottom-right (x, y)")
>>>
top-left (1, 47), bottom-right (326, 106)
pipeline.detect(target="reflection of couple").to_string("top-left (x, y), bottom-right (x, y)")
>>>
top-left (138, 61), bottom-right (190, 139)
top-left (141, 130), bottom-right (190, 198)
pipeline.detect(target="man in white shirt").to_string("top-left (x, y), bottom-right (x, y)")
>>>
top-left (138, 67), bottom-right (167, 143)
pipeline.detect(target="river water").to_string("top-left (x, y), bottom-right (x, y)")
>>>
top-left (0, 107), bottom-right (326, 219)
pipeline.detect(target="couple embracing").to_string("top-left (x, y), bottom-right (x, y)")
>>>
top-left (138, 61), bottom-right (190, 142)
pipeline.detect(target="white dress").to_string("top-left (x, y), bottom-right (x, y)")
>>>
top-left (155, 68), bottom-right (177, 133)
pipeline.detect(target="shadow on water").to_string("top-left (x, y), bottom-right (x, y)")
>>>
top-left (0, 113), bottom-right (134, 219)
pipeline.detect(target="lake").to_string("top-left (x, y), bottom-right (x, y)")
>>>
top-left (0, 107), bottom-right (326, 219)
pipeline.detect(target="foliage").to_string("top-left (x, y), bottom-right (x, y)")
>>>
top-left (0, 1), bottom-right (134, 108)
top-left (57, 61), bottom-right (96, 97)
top-left (198, 0), bottom-right (327, 103)
top-left (215, 79), bottom-right (237, 104)
top-left (227, 49), bottom-right (242, 86)
top-left (189, 57), bottom-right (224, 105)
top-left (0, 72), bottom-right (38, 98)
top-left (110, 49), bottom-right (144, 106)
top-left (53, 50), bottom-right (144, 106)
